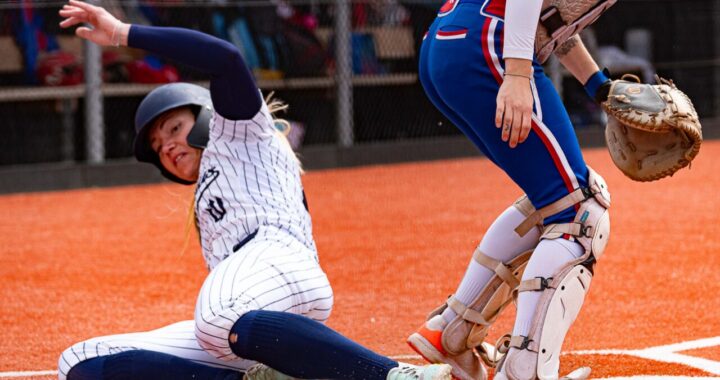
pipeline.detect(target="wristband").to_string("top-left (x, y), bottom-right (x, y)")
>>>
top-left (111, 23), bottom-right (122, 47)
top-left (504, 73), bottom-right (532, 80)
top-left (584, 68), bottom-right (611, 103)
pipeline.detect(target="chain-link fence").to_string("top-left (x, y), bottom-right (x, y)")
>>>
top-left (0, 0), bottom-right (718, 167)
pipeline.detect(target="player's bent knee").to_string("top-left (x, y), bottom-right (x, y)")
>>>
top-left (497, 167), bottom-right (611, 379)
top-left (516, 166), bottom-right (611, 262)
top-left (58, 342), bottom-right (101, 380)
top-left (193, 319), bottom-right (234, 360)
top-left (58, 347), bottom-right (76, 380)
top-left (194, 304), bottom-right (253, 360)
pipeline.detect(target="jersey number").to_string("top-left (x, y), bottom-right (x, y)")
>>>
top-left (206, 197), bottom-right (227, 222)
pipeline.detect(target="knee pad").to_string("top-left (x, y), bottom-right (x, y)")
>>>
top-left (541, 168), bottom-right (611, 260)
top-left (515, 166), bottom-right (611, 260)
top-left (427, 196), bottom-right (539, 366)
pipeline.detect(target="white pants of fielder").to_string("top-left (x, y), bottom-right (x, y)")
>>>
top-left (58, 229), bottom-right (334, 379)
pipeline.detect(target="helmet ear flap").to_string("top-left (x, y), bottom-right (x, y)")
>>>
top-left (187, 105), bottom-right (213, 150)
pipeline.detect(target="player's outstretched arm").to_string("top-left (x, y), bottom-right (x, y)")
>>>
top-left (59, 0), bottom-right (261, 120)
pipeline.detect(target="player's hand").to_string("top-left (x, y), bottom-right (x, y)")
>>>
top-left (495, 60), bottom-right (534, 148)
top-left (59, 0), bottom-right (129, 47)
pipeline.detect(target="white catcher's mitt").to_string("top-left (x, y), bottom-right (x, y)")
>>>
top-left (601, 74), bottom-right (703, 182)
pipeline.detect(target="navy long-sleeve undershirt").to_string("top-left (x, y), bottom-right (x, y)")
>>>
top-left (128, 25), bottom-right (262, 120)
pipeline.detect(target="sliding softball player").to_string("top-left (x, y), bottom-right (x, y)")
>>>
top-left (57, 2), bottom-right (451, 379)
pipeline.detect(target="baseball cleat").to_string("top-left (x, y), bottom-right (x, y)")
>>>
top-left (243, 363), bottom-right (297, 380)
top-left (407, 315), bottom-right (487, 380)
top-left (387, 363), bottom-right (453, 380)
top-left (560, 367), bottom-right (591, 380)
top-left (495, 365), bottom-right (591, 380)
top-left (407, 315), bottom-right (447, 360)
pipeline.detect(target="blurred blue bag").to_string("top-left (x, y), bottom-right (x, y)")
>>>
top-left (351, 33), bottom-right (384, 75)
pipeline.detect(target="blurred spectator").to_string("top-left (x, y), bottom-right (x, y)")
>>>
top-left (399, 0), bottom-right (438, 64)
top-left (36, 50), bottom-right (83, 86)
top-left (12, 0), bottom-right (61, 84)
top-left (597, 46), bottom-right (655, 83)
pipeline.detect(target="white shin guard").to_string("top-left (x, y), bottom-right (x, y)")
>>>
top-left (500, 263), bottom-right (593, 380)
top-left (536, 265), bottom-right (592, 378)
top-left (497, 167), bottom-right (611, 380)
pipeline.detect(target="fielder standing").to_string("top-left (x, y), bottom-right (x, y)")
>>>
top-left (57, 2), bottom-right (451, 380)
top-left (406, 0), bottom-right (614, 379)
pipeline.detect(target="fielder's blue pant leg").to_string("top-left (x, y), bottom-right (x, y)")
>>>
top-left (419, 18), bottom-right (499, 165)
top-left (421, 3), bottom-right (589, 225)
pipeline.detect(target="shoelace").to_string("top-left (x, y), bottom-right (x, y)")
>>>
top-left (396, 366), bottom-right (422, 379)
top-left (245, 364), bottom-right (273, 380)
top-left (478, 333), bottom-right (512, 368)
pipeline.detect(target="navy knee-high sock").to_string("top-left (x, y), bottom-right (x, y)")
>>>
top-left (66, 350), bottom-right (242, 380)
top-left (229, 310), bottom-right (399, 380)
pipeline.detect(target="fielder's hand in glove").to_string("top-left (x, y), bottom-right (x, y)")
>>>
top-left (599, 74), bottom-right (702, 182)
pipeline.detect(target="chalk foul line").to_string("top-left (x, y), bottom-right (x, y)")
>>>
top-left (569, 336), bottom-right (720, 376)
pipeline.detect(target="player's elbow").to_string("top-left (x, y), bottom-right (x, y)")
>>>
top-left (217, 41), bottom-right (248, 74)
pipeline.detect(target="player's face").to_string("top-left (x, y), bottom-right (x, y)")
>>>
top-left (149, 108), bottom-right (202, 183)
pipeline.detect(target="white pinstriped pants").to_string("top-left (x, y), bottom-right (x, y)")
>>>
top-left (58, 229), bottom-right (334, 379)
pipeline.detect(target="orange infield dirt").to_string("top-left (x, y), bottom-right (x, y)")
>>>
top-left (2, 141), bottom-right (720, 379)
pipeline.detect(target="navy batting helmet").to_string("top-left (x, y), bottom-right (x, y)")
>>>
top-left (134, 83), bottom-right (213, 185)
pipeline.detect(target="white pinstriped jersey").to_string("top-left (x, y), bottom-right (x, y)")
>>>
top-left (58, 99), bottom-right (334, 378)
top-left (195, 100), bottom-right (315, 269)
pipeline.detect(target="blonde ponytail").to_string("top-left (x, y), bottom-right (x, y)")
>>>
top-left (265, 92), bottom-right (303, 172)
top-left (180, 192), bottom-right (197, 256)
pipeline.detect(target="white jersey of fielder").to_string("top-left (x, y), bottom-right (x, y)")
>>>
top-left (194, 100), bottom-right (315, 269)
